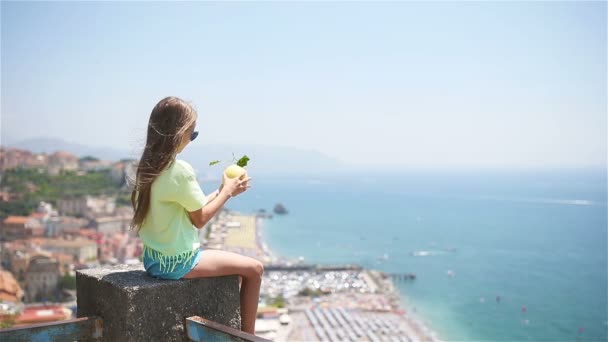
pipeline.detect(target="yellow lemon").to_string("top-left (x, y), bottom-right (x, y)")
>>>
top-left (224, 164), bottom-right (247, 179)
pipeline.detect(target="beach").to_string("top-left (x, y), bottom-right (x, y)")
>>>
top-left (201, 209), bottom-right (441, 341)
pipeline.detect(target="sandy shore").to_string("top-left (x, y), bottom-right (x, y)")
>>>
top-left (210, 212), bottom-right (441, 341)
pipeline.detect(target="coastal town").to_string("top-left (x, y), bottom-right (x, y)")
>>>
top-left (0, 147), bottom-right (144, 327)
top-left (0, 146), bottom-right (438, 341)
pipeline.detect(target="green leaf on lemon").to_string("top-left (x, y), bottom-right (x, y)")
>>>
top-left (236, 155), bottom-right (250, 168)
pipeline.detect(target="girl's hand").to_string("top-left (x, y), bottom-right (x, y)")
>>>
top-left (221, 172), bottom-right (251, 198)
top-left (231, 181), bottom-right (251, 197)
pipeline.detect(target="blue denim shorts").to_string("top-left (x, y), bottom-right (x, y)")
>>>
top-left (143, 246), bottom-right (203, 280)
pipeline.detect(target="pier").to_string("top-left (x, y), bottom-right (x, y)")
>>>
top-left (389, 273), bottom-right (417, 281)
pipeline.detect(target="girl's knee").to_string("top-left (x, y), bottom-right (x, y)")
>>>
top-left (254, 260), bottom-right (264, 277)
top-left (245, 260), bottom-right (264, 279)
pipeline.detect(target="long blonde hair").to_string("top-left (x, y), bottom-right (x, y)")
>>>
top-left (130, 96), bottom-right (197, 232)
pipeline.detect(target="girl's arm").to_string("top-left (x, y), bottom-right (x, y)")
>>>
top-left (205, 189), bottom-right (221, 204)
top-left (189, 175), bottom-right (249, 229)
top-left (203, 179), bottom-right (225, 204)
top-left (188, 186), bottom-right (231, 229)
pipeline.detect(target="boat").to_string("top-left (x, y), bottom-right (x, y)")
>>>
top-left (377, 253), bottom-right (389, 261)
top-left (256, 209), bottom-right (273, 219)
top-left (273, 203), bottom-right (288, 215)
top-left (410, 251), bottom-right (431, 257)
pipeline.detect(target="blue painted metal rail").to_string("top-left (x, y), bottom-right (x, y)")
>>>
top-left (0, 315), bottom-right (269, 341)
top-left (0, 316), bottom-right (103, 341)
top-left (186, 316), bottom-right (271, 342)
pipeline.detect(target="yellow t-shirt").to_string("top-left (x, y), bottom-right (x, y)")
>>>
top-left (138, 158), bottom-right (207, 259)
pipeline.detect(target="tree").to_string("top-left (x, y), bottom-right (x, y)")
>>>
top-left (79, 156), bottom-right (99, 162)
top-left (268, 294), bottom-right (286, 308)
top-left (60, 274), bottom-right (77, 290)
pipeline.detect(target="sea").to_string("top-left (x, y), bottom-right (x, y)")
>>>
top-left (202, 168), bottom-right (607, 341)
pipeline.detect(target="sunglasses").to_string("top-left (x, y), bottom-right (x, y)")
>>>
top-left (190, 131), bottom-right (199, 141)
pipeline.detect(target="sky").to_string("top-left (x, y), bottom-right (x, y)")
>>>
top-left (1, 1), bottom-right (606, 170)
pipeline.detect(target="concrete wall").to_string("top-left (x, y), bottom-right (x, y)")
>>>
top-left (76, 264), bottom-right (241, 342)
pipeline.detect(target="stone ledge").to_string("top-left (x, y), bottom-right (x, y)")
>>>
top-left (76, 264), bottom-right (241, 342)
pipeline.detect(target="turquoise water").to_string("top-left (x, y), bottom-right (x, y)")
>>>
top-left (204, 169), bottom-right (607, 341)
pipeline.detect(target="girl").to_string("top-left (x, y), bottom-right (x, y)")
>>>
top-left (130, 96), bottom-right (262, 334)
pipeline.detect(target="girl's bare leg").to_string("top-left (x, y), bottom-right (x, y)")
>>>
top-left (182, 249), bottom-right (264, 334)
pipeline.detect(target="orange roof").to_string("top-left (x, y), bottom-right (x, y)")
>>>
top-left (78, 230), bottom-right (98, 237)
top-left (0, 270), bottom-right (24, 302)
top-left (3, 216), bottom-right (31, 225)
top-left (28, 237), bottom-right (47, 245)
top-left (15, 305), bottom-right (71, 325)
top-left (51, 252), bottom-right (74, 262)
top-left (51, 151), bottom-right (77, 158)
top-left (31, 212), bottom-right (46, 219)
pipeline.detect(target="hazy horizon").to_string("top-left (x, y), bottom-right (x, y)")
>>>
top-left (3, 136), bottom-right (606, 177)
top-left (2, 2), bottom-right (606, 170)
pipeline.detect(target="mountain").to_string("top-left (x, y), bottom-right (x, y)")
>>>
top-left (4, 137), bottom-right (347, 176)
